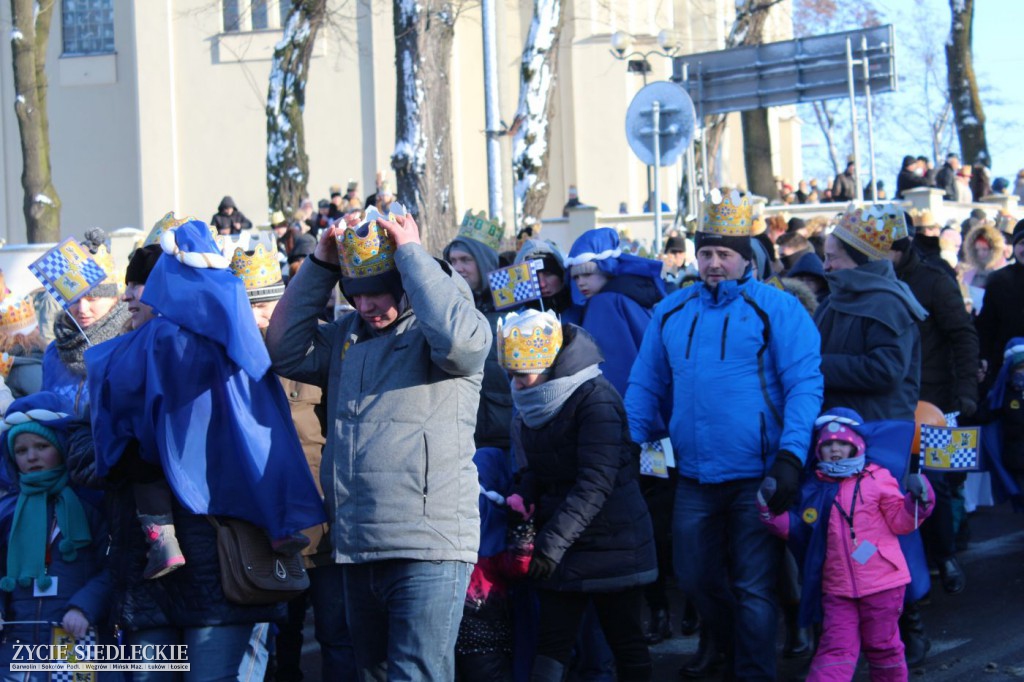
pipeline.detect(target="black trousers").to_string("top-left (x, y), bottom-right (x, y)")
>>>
top-left (535, 586), bottom-right (651, 679)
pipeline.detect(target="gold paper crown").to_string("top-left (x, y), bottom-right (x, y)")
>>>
top-left (337, 221), bottom-right (397, 279)
top-left (0, 296), bottom-right (38, 336)
top-left (457, 210), bottom-right (504, 252)
top-left (497, 309), bottom-right (563, 373)
top-left (144, 211), bottom-right (213, 247)
top-left (699, 189), bottom-right (754, 237)
top-left (833, 203), bottom-right (908, 260)
top-left (0, 353), bottom-right (13, 378)
top-left (230, 244), bottom-right (283, 290)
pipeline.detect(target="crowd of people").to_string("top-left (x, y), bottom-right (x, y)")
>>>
top-left (0, 173), bottom-right (1020, 682)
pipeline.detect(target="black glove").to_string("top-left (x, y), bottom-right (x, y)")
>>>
top-left (907, 473), bottom-right (929, 504)
top-left (527, 554), bottom-right (557, 581)
top-left (956, 396), bottom-right (977, 419)
top-left (764, 450), bottom-right (802, 515)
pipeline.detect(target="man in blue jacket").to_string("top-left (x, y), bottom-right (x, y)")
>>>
top-left (626, 189), bottom-right (823, 682)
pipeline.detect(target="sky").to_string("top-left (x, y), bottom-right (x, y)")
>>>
top-left (797, 0), bottom-right (1024, 186)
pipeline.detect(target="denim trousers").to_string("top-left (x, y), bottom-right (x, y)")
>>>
top-left (343, 559), bottom-right (471, 682)
top-left (274, 563), bottom-right (356, 681)
top-left (674, 476), bottom-right (781, 682)
top-left (126, 622), bottom-right (268, 682)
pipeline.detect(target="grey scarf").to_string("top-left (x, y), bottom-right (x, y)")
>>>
top-left (53, 302), bottom-right (131, 376)
top-left (511, 364), bottom-right (602, 428)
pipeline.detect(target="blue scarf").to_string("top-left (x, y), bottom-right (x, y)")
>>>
top-left (1, 466), bottom-right (91, 592)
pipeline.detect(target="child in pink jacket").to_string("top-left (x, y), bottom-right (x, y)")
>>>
top-left (760, 415), bottom-right (934, 682)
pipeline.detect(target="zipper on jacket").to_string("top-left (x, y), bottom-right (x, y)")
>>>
top-left (685, 315), bottom-right (699, 359)
top-left (720, 314), bottom-right (730, 361)
top-left (422, 435), bottom-right (429, 514)
top-left (840, 484), bottom-right (860, 599)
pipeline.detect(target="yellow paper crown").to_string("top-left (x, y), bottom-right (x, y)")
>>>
top-left (699, 189), bottom-right (753, 237)
top-left (0, 296), bottom-right (38, 336)
top-left (833, 203), bottom-right (908, 260)
top-left (457, 210), bottom-right (504, 252)
top-left (144, 211), bottom-right (213, 247)
top-left (497, 309), bottom-right (562, 373)
top-left (229, 244), bottom-right (283, 290)
top-left (0, 353), bottom-right (13, 378)
top-left (337, 221), bottom-right (397, 279)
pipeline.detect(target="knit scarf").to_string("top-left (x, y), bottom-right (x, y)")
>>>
top-left (53, 302), bottom-right (131, 376)
top-left (511, 364), bottom-right (602, 428)
top-left (1, 467), bottom-right (92, 592)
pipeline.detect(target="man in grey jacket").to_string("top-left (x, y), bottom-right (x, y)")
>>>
top-left (266, 213), bottom-right (491, 681)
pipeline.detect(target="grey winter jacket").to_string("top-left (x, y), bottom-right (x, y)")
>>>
top-left (266, 244), bottom-right (491, 564)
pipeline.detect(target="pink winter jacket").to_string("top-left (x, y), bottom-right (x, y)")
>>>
top-left (763, 464), bottom-right (934, 599)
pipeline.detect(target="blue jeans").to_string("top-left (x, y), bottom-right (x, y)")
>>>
top-left (674, 477), bottom-right (781, 682)
top-left (127, 622), bottom-right (268, 682)
top-left (343, 560), bottom-right (471, 682)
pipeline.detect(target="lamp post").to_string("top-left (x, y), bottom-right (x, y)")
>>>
top-left (610, 30), bottom-right (680, 221)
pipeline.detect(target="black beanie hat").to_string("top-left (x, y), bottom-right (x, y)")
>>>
top-left (125, 244), bottom-right (164, 285)
top-left (664, 235), bottom-right (687, 253)
top-left (693, 232), bottom-right (752, 261)
top-left (1013, 219), bottom-right (1024, 247)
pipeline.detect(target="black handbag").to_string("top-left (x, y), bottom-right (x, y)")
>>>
top-left (208, 517), bottom-right (309, 605)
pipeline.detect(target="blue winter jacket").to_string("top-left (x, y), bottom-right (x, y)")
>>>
top-left (625, 275), bottom-right (824, 482)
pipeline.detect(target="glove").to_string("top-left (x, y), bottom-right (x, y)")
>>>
top-left (907, 473), bottom-right (929, 504)
top-left (506, 494), bottom-right (535, 521)
top-left (764, 450), bottom-right (802, 515)
top-left (527, 554), bottom-right (557, 581)
top-left (956, 396), bottom-right (977, 419)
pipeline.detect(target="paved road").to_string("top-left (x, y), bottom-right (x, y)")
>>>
top-left (292, 503), bottom-right (1024, 681)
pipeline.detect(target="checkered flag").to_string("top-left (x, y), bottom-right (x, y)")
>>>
top-left (28, 238), bottom-right (109, 309)
top-left (920, 424), bottom-right (981, 472)
top-left (489, 259), bottom-right (543, 310)
top-left (51, 625), bottom-right (97, 681)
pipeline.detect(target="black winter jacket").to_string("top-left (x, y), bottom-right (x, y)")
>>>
top-left (976, 262), bottom-right (1024, 384)
top-left (896, 248), bottom-right (979, 411)
top-left (513, 326), bottom-right (657, 592)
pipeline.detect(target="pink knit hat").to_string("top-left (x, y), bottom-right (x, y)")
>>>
top-left (815, 421), bottom-right (866, 459)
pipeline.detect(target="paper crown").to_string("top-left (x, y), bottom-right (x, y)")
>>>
top-left (910, 208), bottom-right (937, 229)
top-left (0, 353), bottom-right (13, 378)
top-left (496, 309), bottom-right (562, 373)
top-left (833, 203), bottom-right (909, 260)
top-left (347, 180), bottom-right (358, 192)
top-left (144, 211), bottom-right (213, 247)
top-left (337, 220), bottom-right (397, 279)
top-left (699, 189), bottom-right (754, 237)
top-left (229, 244), bottom-right (285, 302)
top-left (457, 210), bottom-right (504, 252)
top-left (0, 296), bottom-right (38, 337)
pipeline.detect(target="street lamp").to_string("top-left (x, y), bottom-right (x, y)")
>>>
top-left (609, 30), bottom-right (680, 218)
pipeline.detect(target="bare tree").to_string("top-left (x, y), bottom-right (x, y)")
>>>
top-left (10, 0), bottom-right (61, 242)
top-left (510, 0), bottom-right (564, 232)
top-left (945, 0), bottom-right (988, 167)
top-left (811, 101), bottom-right (843, 176)
top-left (391, 1), bottom-right (460, 254)
top-left (737, 2), bottom-right (775, 198)
top-left (266, 0), bottom-right (328, 217)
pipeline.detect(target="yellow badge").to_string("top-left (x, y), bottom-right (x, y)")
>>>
top-left (1012, 399), bottom-right (1020, 410)
top-left (802, 508), bottom-right (818, 524)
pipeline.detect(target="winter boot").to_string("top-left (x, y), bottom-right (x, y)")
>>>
top-left (782, 603), bottom-right (812, 658)
top-left (530, 655), bottom-right (566, 682)
top-left (644, 608), bottom-right (672, 645)
top-left (138, 514), bottom-right (186, 579)
top-left (899, 601), bottom-right (931, 668)
top-left (679, 598), bottom-right (701, 636)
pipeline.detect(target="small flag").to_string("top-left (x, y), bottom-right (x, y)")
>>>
top-left (489, 259), bottom-right (543, 310)
top-left (51, 625), bottom-right (97, 681)
top-left (639, 438), bottom-right (675, 478)
top-left (919, 424), bottom-right (981, 472)
top-left (28, 238), bottom-right (108, 309)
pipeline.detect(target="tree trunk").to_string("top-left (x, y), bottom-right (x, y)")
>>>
top-left (945, 0), bottom-right (988, 167)
top-left (511, 0), bottom-right (564, 233)
top-left (10, 0), bottom-right (60, 243)
top-left (392, 1), bottom-right (458, 255)
top-left (266, 0), bottom-right (326, 217)
top-left (742, 109), bottom-right (775, 197)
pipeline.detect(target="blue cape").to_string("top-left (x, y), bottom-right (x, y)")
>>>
top-left (789, 417), bottom-right (930, 626)
top-left (85, 316), bottom-right (326, 538)
top-left (474, 447), bottom-right (514, 558)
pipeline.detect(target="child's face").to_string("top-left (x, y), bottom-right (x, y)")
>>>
top-left (12, 433), bottom-right (62, 474)
top-left (819, 439), bottom-right (856, 463)
top-left (572, 271), bottom-right (610, 299)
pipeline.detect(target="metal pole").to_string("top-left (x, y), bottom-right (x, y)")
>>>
top-left (846, 38), bottom-right (862, 201)
top-left (682, 63), bottom-right (699, 219)
top-left (653, 100), bottom-right (663, 251)
top-left (861, 36), bottom-right (878, 202)
top-left (697, 63), bottom-right (710, 193)
top-left (642, 63), bottom-right (652, 214)
top-left (481, 0), bottom-right (503, 219)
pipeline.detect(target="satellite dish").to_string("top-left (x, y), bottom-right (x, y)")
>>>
top-left (625, 81), bottom-right (695, 167)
